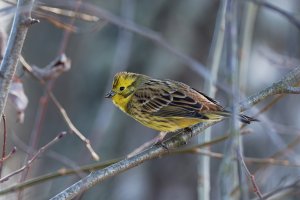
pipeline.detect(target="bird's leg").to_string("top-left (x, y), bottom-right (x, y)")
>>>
top-left (126, 132), bottom-right (169, 158)
top-left (153, 132), bottom-right (169, 150)
top-left (184, 127), bottom-right (193, 138)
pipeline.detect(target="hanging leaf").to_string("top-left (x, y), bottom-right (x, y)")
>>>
top-left (8, 77), bottom-right (28, 123)
top-left (32, 54), bottom-right (71, 81)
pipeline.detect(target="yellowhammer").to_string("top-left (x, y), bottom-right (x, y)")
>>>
top-left (105, 72), bottom-right (257, 132)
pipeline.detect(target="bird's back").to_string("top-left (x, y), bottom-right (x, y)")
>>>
top-left (126, 78), bottom-right (225, 131)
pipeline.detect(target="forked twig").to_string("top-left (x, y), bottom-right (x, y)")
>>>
top-left (49, 93), bottom-right (99, 161)
top-left (0, 115), bottom-right (17, 177)
top-left (0, 147), bottom-right (16, 163)
top-left (20, 56), bottom-right (100, 161)
top-left (0, 132), bottom-right (68, 183)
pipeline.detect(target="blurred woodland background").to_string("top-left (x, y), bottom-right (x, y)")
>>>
top-left (0, 0), bottom-right (300, 199)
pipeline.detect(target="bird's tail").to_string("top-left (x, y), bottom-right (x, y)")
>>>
top-left (239, 114), bottom-right (258, 124)
top-left (211, 111), bottom-right (258, 124)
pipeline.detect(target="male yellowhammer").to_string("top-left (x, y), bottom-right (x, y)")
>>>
top-left (105, 72), bottom-right (257, 133)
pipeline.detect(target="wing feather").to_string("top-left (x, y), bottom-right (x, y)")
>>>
top-left (132, 79), bottom-right (212, 119)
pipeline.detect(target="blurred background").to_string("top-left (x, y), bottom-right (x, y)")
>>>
top-left (1, 0), bottom-right (300, 199)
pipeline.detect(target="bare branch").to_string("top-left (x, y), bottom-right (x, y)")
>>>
top-left (20, 56), bottom-right (100, 161)
top-left (240, 67), bottom-right (300, 110)
top-left (0, 131), bottom-right (68, 183)
top-left (218, 0), bottom-right (245, 198)
top-left (1, 144), bottom-right (299, 196)
top-left (43, 1), bottom-right (217, 86)
top-left (0, 147), bottom-right (16, 163)
top-left (198, 0), bottom-right (227, 198)
top-left (281, 86), bottom-right (300, 94)
top-left (11, 132), bottom-right (84, 178)
top-left (261, 179), bottom-right (300, 200)
top-left (249, 0), bottom-right (300, 30)
top-left (0, 81), bottom-right (292, 195)
top-left (236, 149), bottom-right (264, 199)
top-left (0, 0), bottom-right (36, 118)
top-left (176, 148), bottom-right (300, 168)
top-left (0, 157), bottom-right (120, 195)
top-left (0, 115), bottom-right (7, 177)
top-left (49, 93), bottom-right (100, 161)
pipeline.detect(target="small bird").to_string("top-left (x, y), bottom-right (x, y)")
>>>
top-left (105, 72), bottom-right (257, 133)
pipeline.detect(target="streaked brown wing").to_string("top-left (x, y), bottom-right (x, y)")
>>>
top-left (190, 87), bottom-right (225, 112)
top-left (133, 80), bottom-right (210, 119)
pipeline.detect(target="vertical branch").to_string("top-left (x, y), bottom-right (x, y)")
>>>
top-left (197, 1), bottom-right (227, 200)
top-left (239, 2), bottom-right (258, 91)
top-left (237, 149), bottom-right (264, 199)
top-left (89, 0), bottom-right (134, 148)
top-left (218, 0), bottom-right (248, 199)
top-left (238, 1), bottom-right (258, 198)
top-left (0, 0), bottom-right (36, 117)
top-left (18, 1), bottom-right (83, 197)
top-left (0, 115), bottom-right (7, 177)
top-left (0, 1), bottom-right (37, 196)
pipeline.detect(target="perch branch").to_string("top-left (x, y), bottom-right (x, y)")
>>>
top-left (50, 67), bottom-right (300, 200)
top-left (0, 90), bottom-right (292, 194)
top-left (0, 145), bottom-right (299, 196)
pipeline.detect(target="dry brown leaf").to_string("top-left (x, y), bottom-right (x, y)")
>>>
top-left (8, 77), bottom-right (28, 123)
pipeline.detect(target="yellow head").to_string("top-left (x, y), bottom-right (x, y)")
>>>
top-left (105, 72), bottom-right (148, 112)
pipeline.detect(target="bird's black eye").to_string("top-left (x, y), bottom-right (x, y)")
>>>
top-left (120, 86), bottom-right (125, 91)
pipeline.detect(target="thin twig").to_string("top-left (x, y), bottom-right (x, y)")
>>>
top-left (17, 1), bottom-right (81, 196)
top-left (41, 1), bottom-right (227, 90)
top-left (0, 115), bottom-right (7, 177)
top-left (1, 144), bottom-right (300, 196)
top-left (0, 157), bottom-right (121, 195)
top-left (175, 148), bottom-right (300, 167)
top-left (0, 131), bottom-right (68, 183)
top-left (249, 0), bottom-right (300, 30)
top-left (49, 93), bottom-right (99, 161)
top-left (0, 147), bottom-right (16, 163)
top-left (261, 179), bottom-right (300, 200)
top-left (240, 67), bottom-right (300, 110)
top-left (236, 149), bottom-right (264, 199)
top-left (253, 134), bottom-right (300, 180)
top-left (20, 56), bottom-right (100, 161)
top-left (1, 146), bottom-right (300, 197)
top-left (254, 94), bottom-right (284, 116)
top-left (219, 0), bottom-right (245, 199)
top-left (11, 132), bottom-right (85, 178)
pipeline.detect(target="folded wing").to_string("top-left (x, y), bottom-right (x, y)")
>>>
top-left (133, 79), bottom-right (224, 119)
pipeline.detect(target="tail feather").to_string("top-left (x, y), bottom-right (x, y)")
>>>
top-left (211, 111), bottom-right (258, 124)
top-left (239, 114), bottom-right (259, 124)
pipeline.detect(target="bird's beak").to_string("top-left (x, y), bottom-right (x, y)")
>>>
top-left (105, 90), bottom-right (115, 98)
